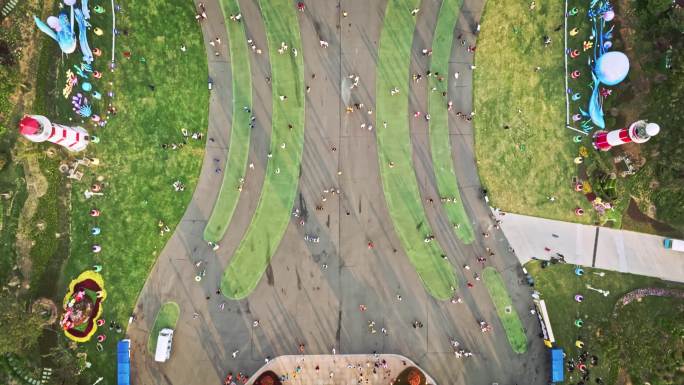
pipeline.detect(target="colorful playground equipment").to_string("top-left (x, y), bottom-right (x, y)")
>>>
top-left (35, 0), bottom-right (106, 120)
top-left (74, 8), bottom-right (94, 63)
top-left (572, 1), bottom-right (630, 130)
top-left (34, 1), bottom-right (95, 63)
top-left (33, 12), bottom-right (77, 54)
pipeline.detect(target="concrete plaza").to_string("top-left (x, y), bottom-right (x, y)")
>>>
top-left (126, 1), bottom-right (549, 385)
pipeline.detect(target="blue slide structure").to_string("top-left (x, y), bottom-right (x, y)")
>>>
top-left (117, 339), bottom-right (130, 385)
top-left (74, 8), bottom-right (94, 64)
top-left (81, 0), bottom-right (90, 19)
top-left (580, 1), bottom-right (629, 130)
top-left (34, 1), bottom-right (96, 64)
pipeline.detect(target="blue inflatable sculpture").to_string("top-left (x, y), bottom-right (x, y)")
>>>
top-left (587, 75), bottom-right (605, 129)
top-left (595, 51), bottom-right (630, 85)
top-left (584, 1), bottom-right (630, 129)
top-left (81, 0), bottom-right (91, 20)
top-left (34, 0), bottom-right (94, 63)
top-left (75, 8), bottom-right (94, 63)
top-left (34, 13), bottom-right (77, 54)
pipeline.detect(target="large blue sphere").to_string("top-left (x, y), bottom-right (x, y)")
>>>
top-left (595, 51), bottom-right (630, 86)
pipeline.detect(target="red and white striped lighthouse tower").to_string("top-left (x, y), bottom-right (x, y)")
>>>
top-left (592, 120), bottom-right (660, 152)
top-left (19, 114), bottom-right (90, 152)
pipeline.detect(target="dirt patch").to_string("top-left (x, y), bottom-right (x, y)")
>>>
top-left (15, 156), bottom-right (49, 290)
top-left (617, 142), bottom-right (643, 168)
top-left (626, 198), bottom-right (677, 234)
top-left (615, 367), bottom-right (634, 385)
top-left (31, 297), bottom-right (58, 326)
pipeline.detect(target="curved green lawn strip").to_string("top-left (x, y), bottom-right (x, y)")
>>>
top-left (427, 0), bottom-right (475, 245)
top-left (221, 0), bottom-right (305, 299)
top-left (376, 0), bottom-right (457, 300)
top-left (147, 302), bottom-right (180, 355)
top-left (482, 267), bottom-right (527, 353)
top-left (204, 0), bottom-right (253, 242)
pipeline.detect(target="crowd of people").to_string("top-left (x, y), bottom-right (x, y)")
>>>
top-left (187, 3), bottom-right (520, 385)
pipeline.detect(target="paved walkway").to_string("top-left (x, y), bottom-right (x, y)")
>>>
top-left (126, 1), bottom-right (548, 385)
top-left (244, 355), bottom-right (437, 385)
top-left (499, 212), bottom-right (684, 282)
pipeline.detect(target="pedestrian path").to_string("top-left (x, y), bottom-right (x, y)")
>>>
top-left (204, 0), bottom-right (254, 242)
top-left (245, 354), bottom-right (437, 385)
top-left (499, 212), bottom-right (684, 282)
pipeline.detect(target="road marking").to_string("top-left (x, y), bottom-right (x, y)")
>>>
top-left (592, 227), bottom-right (600, 267)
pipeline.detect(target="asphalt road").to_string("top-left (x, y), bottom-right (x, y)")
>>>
top-left (126, 1), bottom-right (549, 385)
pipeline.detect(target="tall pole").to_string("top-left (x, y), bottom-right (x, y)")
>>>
top-left (111, 0), bottom-right (116, 64)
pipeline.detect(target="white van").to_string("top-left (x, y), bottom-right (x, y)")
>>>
top-left (154, 328), bottom-right (174, 363)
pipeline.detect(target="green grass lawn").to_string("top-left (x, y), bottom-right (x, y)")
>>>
top-left (427, 0), bottom-right (474, 245)
top-left (1, 0), bottom-right (72, 301)
top-left (375, 0), bottom-right (457, 301)
top-left (610, 296), bottom-right (684, 384)
top-left (473, 0), bottom-right (591, 224)
top-left (147, 302), bottom-right (180, 355)
top-left (481, 267), bottom-right (527, 353)
top-left (527, 261), bottom-right (684, 384)
top-left (58, 1), bottom-right (208, 383)
top-left (220, 0), bottom-right (305, 299)
top-left (203, 0), bottom-right (253, 242)
top-left (0, 160), bottom-right (27, 284)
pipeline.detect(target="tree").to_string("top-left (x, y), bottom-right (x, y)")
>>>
top-left (0, 291), bottom-right (46, 355)
top-left (43, 345), bottom-right (88, 384)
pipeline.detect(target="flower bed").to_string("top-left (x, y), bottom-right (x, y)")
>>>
top-left (60, 270), bottom-right (107, 342)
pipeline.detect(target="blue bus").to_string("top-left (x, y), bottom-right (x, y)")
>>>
top-left (550, 348), bottom-right (564, 383)
top-left (117, 339), bottom-right (130, 385)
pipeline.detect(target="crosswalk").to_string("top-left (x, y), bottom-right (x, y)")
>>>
top-left (1, 0), bottom-right (20, 18)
